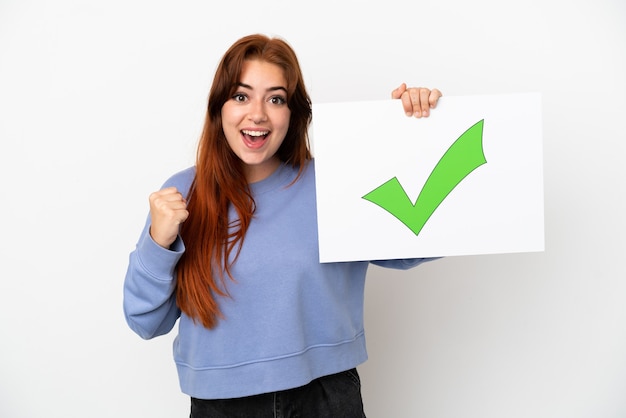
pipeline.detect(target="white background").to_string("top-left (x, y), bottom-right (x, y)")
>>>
top-left (0, 0), bottom-right (624, 417)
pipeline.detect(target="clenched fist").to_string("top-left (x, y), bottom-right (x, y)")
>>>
top-left (148, 187), bottom-right (189, 249)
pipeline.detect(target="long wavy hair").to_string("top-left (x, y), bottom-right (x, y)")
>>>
top-left (176, 34), bottom-right (312, 329)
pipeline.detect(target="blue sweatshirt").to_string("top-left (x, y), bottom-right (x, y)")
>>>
top-left (123, 160), bottom-right (433, 399)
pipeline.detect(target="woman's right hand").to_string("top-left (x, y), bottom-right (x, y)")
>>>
top-left (148, 187), bottom-right (189, 249)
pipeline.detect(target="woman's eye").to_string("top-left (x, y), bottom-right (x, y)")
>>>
top-left (269, 96), bottom-right (286, 105)
top-left (232, 93), bottom-right (247, 102)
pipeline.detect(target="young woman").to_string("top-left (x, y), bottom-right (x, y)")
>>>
top-left (124, 34), bottom-right (442, 417)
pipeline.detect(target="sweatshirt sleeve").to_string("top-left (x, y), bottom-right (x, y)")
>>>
top-left (123, 167), bottom-right (195, 339)
top-left (123, 222), bottom-right (184, 340)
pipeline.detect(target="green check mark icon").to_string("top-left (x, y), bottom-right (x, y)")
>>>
top-left (362, 119), bottom-right (487, 236)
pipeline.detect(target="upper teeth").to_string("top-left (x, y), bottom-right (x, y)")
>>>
top-left (242, 130), bottom-right (268, 137)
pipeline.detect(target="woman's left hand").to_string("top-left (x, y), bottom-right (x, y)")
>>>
top-left (391, 83), bottom-right (442, 118)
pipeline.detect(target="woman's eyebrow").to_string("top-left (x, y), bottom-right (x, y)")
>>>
top-left (237, 82), bottom-right (287, 93)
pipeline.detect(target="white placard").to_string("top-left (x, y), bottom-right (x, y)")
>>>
top-left (312, 93), bottom-right (544, 262)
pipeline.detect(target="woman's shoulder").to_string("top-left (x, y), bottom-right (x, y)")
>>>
top-left (161, 166), bottom-right (196, 195)
top-left (303, 158), bottom-right (315, 176)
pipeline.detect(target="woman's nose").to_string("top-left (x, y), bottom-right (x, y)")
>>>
top-left (248, 100), bottom-right (268, 124)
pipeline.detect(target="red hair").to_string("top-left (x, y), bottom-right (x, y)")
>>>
top-left (176, 34), bottom-right (312, 328)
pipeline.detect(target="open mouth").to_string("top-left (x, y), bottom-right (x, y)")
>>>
top-left (241, 129), bottom-right (270, 148)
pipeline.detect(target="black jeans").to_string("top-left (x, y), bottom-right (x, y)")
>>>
top-left (190, 368), bottom-right (366, 418)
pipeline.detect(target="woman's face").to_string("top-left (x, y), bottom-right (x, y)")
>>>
top-left (221, 59), bottom-right (291, 183)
